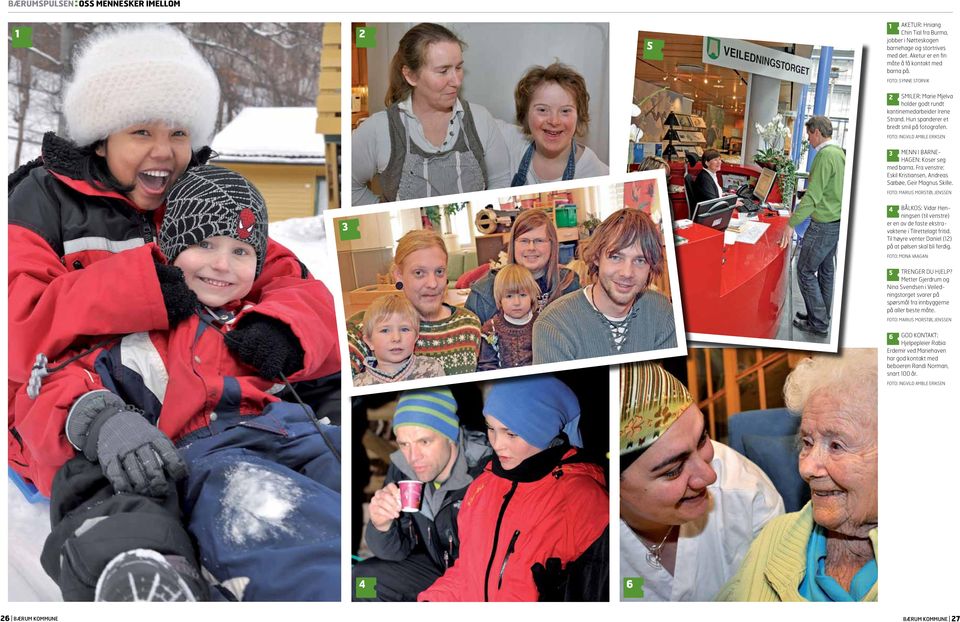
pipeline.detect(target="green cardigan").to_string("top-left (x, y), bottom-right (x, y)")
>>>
top-left (789, 143), bottom-right (845, 226)
top-left (716, 502), bottom-right (878, 602)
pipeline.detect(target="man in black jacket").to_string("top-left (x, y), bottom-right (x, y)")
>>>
top-left (353, 388), bottom-right (491, 601)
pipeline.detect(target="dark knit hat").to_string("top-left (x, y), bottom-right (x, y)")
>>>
top-left (160, 165), bottom-right (268, 276)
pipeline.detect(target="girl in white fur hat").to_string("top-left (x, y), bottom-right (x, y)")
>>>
top-left (8, 25), bottom-right (341, 601)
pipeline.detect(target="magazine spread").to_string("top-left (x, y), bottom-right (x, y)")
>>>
top-left (3, 1), bottom-right (957, 619)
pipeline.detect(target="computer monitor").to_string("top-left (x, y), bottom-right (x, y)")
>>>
top-left (753, 167), bottom-right (777, 204)
top-left (692, 196), bottom-right (736, 231)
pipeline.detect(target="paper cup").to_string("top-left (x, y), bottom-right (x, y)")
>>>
top-left (398, 480), bottom-right (424, 512)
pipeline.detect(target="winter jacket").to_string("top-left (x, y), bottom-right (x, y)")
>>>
top-left (418, 443), bottom-right (608, 602)
top-left (365, 429), bottom-right (492, 573)
top-left (7, 132), bottom-right (340, 494)
top-left (91, 303), bottom-right (337, 445)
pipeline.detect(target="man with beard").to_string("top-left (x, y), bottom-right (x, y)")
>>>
top-left (533, 208), bottom-right (677, 363)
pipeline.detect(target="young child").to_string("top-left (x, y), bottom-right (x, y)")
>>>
top-left (37, 165), bottom-right (341, 602)
top-left (478, 264), bottom-right (541, 370)
top-left (355, 294), bottom-right (445, 385)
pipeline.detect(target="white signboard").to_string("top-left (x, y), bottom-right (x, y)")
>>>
top-left (702, 37), bottom-right (814, 84)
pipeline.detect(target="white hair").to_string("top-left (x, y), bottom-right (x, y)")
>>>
top-left (783, 349), bottom-right (877, 420)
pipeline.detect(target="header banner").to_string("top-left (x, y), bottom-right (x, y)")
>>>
top-left (703, 37), bottom-right (814, 84)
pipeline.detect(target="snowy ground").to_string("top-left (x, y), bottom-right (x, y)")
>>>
top-left (7, 215), bottom-right (334, 601)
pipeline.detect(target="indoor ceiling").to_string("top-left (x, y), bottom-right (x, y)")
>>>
top-left (634, 32), bottom-right (813, 116)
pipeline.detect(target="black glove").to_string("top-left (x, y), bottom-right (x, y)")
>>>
top-left (66, 390), bottom-right (187, 497)
top-left (531, 557), bottom-right (568, 602)
top-left (155, 261), bottom-right (199, 326)
top-left (225, 314), bottom-right (305, 380)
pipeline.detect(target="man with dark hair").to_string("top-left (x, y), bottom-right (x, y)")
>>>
top-left (533, 208), bottom-right (677, 363)
top-left (788, 115), bottom-right (845, 336)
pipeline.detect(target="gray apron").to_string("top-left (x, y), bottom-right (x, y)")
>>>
top-left (381, 99), bottom-right (488, 202)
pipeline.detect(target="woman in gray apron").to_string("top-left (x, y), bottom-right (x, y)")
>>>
top-left (352, 23), bottom-right (512, 205)
top-left (501, 63), bottom-right (608, 187)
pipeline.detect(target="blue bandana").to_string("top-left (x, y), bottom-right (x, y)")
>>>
top-left (483, 376), bottom-right (582, 449)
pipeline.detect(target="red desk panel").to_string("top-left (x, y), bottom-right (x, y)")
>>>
top-left (675, 212), bottom-right (790, 339)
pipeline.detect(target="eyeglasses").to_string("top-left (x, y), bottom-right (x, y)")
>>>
top-left (515, 238), bottom-right (550, 248)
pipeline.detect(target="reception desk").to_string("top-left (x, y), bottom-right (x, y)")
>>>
top-left (675, 211), bottom-right (790, 339)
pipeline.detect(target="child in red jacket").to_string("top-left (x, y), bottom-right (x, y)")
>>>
top-left (418, 375), bottom-right (608, 601)
top-left (38, 166), bottom-right (341, 602)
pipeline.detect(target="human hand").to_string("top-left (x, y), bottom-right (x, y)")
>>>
top-left (154, 261), bottom-right (200, 327)
top-left (96, 410), bottom-right (187, 496)
top-left (225, 314), bottom-right (305, 379)
top-left (531, 557), bottom-right (567, 601)
top-left (66, 390), bottom-right (187, 497)
top-left (779, 233), bottom-right (790, 249)
top-left (369, 483), bottom-right (402, 532)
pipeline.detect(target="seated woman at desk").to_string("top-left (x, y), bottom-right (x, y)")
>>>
top-left (692, 150), bottom-right (745, 214)
top-left (692, 150), bottom-right (728, 205)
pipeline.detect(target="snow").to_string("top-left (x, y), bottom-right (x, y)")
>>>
top-left (211, 107), bottom-right (327, 164)
top-left (269, 214), bottom-right (338, 287)
top-left (6, 214), bottom-right (334, 601)
top-left (6, 484), bottom-right (61, 602)
top-left (220, 462), bottom-right (303, 546)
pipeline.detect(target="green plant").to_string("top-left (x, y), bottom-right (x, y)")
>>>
top-left (442, 202), bottom-right (468, 216)
top-left (753, 149), bottom-right (799, 200)
top-left (582, 217), bottom-right (601, 230)
top-left (753, 116), bottom-right (809, 202)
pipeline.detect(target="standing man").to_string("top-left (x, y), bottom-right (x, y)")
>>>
top-left (789, 115), bottom-right (845, 336)
top-left (353, 388), bottom-right (491, 601)
top-left (533, 208), bottom-right (677, 364)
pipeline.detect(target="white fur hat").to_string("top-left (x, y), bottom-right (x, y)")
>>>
top-left (63, 25), bottom-right (220, 148)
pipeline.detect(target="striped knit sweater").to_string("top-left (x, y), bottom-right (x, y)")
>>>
top-left (716, 502), bottom-right (879, 602)
top-left (348, 304), bottom-right (482, 377)
top-left (532, 288), bottom-right (677, 364)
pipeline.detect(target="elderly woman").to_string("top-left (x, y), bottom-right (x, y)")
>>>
top-left (465, 208), bottom-right (579, 325)
top-left (347, 229), bottom-right (482, 378)
top-left (620, 363), bottom-right (783, 601)
top-left (718, 349), bottom-right (878, 602)
top-left (351, 23), bottom-right (512, 205)
top-left (419, 375), bottom-right (608, 601)
top-left (501, 63), bottom-right (608, 186)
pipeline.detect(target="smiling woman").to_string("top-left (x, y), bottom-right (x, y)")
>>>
top-left (718, 349), bottom-right (878, 602)
top-left (465, 208), bottom-right (579, 325)
top-left (502, 63), bottom-right (609, 187)
top-left (619, 362), bottom-right (783, 601)
top-left (95, 121), bottom-right (193, 211)
top-left (7, 25), bottom-right (343, 602)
